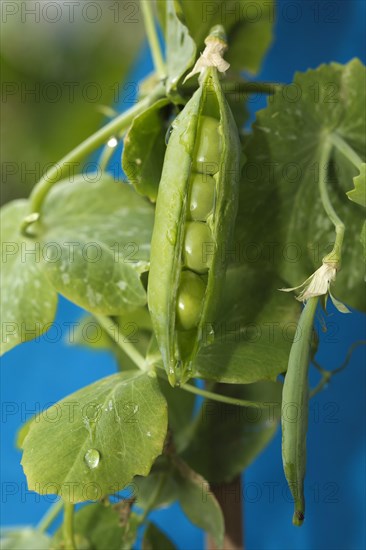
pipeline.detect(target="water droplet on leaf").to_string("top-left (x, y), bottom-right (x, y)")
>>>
top-left (84, 449), bottom-right (100, 469)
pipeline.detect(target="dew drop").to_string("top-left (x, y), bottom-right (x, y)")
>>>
top-left (165, 123), bottom-right (174, 145)
top-left (84, 449), bottom-right (100, 469)
top-left (107, 137), bottom-right (118, 148)
top-left (167, 227), bottom-right (177, 245)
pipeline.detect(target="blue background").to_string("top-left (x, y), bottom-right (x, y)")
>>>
top-left (1, 1), bottom-right (365, 548)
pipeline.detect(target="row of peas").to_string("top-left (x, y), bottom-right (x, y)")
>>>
top-left (176, 116), bottom-right (221, 331)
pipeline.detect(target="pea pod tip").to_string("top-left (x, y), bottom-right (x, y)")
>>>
top-left (292, 509), bottom-right (305, 527)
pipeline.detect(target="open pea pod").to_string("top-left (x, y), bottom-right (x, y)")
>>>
top-left (148, 34), bottom-right (241, 386)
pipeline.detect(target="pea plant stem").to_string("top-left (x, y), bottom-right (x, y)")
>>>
top-left (319, 139), bottom-right (345, 264)
top-left (36, 499), bottom-right (64, 533)
top-left (95, 315), bottom-right (148, 372)
top-left (98, 139), bottom-right (119, 173)
top-left (22, 83), bottom-right (165, 233)
top-left (62, 503), bottom-right (76, 550)
top-left (180, 381), bottom-right (272, 409)
top-left (140, 0), bottom-right (166, 80)
top-left (330, 132), bottom-right (364, 170)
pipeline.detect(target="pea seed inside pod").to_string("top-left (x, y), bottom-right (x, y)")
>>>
top-left (189, 173), bottom-right (216, 221)
top-left (176, 271), bottom-right (206, 331)
top-left (192, 116), bottom-right (221, 175)
top-left (183, 221), bottom-right (214, 274)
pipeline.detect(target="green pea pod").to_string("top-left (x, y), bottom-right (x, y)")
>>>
top-left (148, 43), bottom-right (241, 386)
top-left (281, 297), bottom-right (319, 526)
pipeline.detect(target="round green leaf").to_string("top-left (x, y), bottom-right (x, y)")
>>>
top-left (38, 174), bottom-right (154, 315)
top-left (0, 200), bottom-right (57, 355)
top-left (21, 371), bottom-right (168, 503)
top-left (242, 59), bottom-right (366, 310)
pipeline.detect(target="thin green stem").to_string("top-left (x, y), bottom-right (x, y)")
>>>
top-left (329, 132), bottom-right (363, 170)
top-left (319, 139), bottom-right (345, 264)
top-left (95, 315), bottom-right (147, 372)
top-left (98, 137), bottom-right (119, 172)
top-left (22, 83), bottom-right (165, 235)
top-left (140, 1), bottom-right (166, 80)
top-left (36, 499), bottom-right (63, 533)
top-left (62, 503), bottom-right (76, 550)
top-left (180, 380), bottom-right (271, 409)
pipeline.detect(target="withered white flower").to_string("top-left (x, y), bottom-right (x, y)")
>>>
top-left (184, 34), bottom-right (230, 82)
top-left (280, 261), bottom-right (350, 313)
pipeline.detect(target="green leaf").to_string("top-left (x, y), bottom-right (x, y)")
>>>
top-left (183, 381), bottom-right (281, 483)
top-left (38, 174), bottom-right (154, 315)
top-left (51, 502), bottom-right (136, 550)
top-left (134, 456), bottom-right (177, 511)
top-left (0, 528), bottom-right (50, 550)
top-left (192, 264), bottom-right (299, 383)
top-left (16, 416), bottom-right (36, 450)
top-left (142, 523), bottom-right (177, 550)
top-left (122, 99), bottom-right (171, 201)
top-left (173, 0), bottom-right (274, 73)
top-left (158, 0), bottom-right (197, 95)
top-left (120, 512), bottom-right (141, 550)
top-left (21, 371), bottom-right (168, 503)
top-left (134, 456), bottom-right (224, 547)
top-left (173, 457), bottom-right (224, 549)
top-left (347, 163), bottom-right (366, 207)
top-left (0, 200), bottom-right (57, 355)
top-left (243, 58), bottom-right (366, 311)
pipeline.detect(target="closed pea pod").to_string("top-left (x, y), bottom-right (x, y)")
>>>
top-left (148, 27), bottom-right (241, 385)
top-left (281, 296), bottom-right (319, 526)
